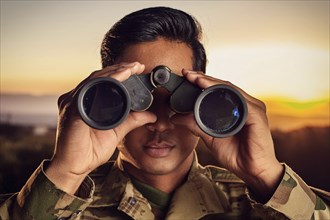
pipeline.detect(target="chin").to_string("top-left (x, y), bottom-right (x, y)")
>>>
top-left (140, 159), bottom-right (178, 175)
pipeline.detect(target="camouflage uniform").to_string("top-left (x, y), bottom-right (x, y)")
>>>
top-left (0, 154), bottom-right (329, 219)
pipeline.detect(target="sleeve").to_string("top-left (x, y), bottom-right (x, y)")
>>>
top-left (0, 160), bottom-right (95, 220)
top-left (248, 164), bottom-right (330, 219)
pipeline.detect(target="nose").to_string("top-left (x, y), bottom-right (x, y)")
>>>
top-left (145, 88), bottom-right (175, 133)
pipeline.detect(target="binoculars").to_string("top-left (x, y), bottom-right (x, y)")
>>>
top-left (77, 65), bottom-right (247, 138)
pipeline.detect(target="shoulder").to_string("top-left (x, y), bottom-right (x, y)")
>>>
top-left (199, 164), bottom-right (245, 184)
top-left (0, 193), bottom-right (16, 205)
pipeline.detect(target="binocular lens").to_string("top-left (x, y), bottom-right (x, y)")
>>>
top-left (194, 85), bottom-right (247, 138)
top-left (77, 76), bottom-right (247, 137)
top-left (78, 78), bottom-right (130, 130)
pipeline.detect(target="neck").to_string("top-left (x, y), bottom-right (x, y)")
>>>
top-left (122, 155), bottom-right (194, 194)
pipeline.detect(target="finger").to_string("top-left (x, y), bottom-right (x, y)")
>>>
top-left (245, 100), bottom-right (269, 128)
top-left (71, 62), bottom-right (145, 99)
top-left (171, 113), bottom-right (217, 148)
top-left (171, 113), bottom-right (202, 137)
top-left (58, 62), bottom-right (145, 110)
top-left (109, 62), bottom-right (145, 81)
top-left (58, 90), bottom-right (73, 110)
top-left (182, 69), bottom-right (266, 111)
top-left (90, 62), bottom-right (138, 76)
top-left (113, 111), bottom-right (157, 140)
top-left (182, 69), bottom-right (220, 88)
top-left (88, 62), bottom-right (144, 81)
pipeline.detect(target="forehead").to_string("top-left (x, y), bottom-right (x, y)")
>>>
top-left (115, 38), bottom-right (194, 75)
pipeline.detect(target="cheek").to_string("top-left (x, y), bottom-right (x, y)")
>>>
top-left (117, 127), bottom-right (147, 165)
top-left (122, 127), bottom-right (148, 149)
top-left (176, 126), bottom-right (199, 146)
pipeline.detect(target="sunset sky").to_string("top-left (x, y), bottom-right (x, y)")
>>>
top-left (1, 1), bottom-right (329, 129)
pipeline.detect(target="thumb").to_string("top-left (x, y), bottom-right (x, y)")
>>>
top-left (113, 111), bottom-right (157, 140)
top-left (171, 113), bottom-right (202, 137)
top-left (171, 113), bottom-right (214, 143)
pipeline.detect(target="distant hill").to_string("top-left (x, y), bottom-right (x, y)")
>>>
top-left (1, 93), bottom-right (328, 130)
top-left (264, 98), bottom-right (329, 130)
top-left (0, 93), bottom-right (58, 126)
top-left (0, 93), bottom-right (58, 115)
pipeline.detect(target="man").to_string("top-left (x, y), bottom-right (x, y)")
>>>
top-left (1, 6), bottom-right (329, 220)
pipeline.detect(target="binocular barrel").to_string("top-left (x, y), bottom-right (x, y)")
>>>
top-left (77, 66), bottom-right (247, 138)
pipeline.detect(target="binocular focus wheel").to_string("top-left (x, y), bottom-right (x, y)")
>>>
top-left (77, 66), bottom-right (248, 138)
top-left (194, 84), bottom-right (248, 138)
top-left (77, 77), bottom-right (131, 130)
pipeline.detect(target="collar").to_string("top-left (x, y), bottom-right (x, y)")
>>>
top-left (166, 153), bottom-right (229, 219)
top-left (129, 175), bottom-right (172, 209)
top-left (88, 152), bottom-right (230, 219)
top-left (88, 158), bottom-right (155, 219)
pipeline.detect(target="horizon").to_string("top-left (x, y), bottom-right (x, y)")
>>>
top-left (0, 93), bottom-right (329, 131)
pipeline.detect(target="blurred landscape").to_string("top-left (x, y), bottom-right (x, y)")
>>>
top-left (0, 94), bottom-right (329, 193)
top-left (198, 125), bottom-right (330, 192)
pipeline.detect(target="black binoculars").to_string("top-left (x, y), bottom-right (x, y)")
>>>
top-left (77, 65), bottom-right (247, 138)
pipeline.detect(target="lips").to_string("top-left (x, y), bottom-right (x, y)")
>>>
top-left (143, 141), bottom-right (175, 158)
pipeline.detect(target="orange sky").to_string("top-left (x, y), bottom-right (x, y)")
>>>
top-left (1, 1), bottom-right (329, 129)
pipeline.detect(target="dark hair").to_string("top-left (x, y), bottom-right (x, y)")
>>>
top-left (101, 7), bottom-right (207, 72)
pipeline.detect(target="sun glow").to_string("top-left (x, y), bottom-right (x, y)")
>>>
top-left (206, 44), bottom-right (329, 102)
top-left (1, 1), bottom-right (329, 131)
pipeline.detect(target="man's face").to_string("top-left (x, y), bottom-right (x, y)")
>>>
top-left (115, 38), bottom-right (200, 176)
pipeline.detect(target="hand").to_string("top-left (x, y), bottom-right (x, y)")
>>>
top-left (172, 69), bottom-right (284, 201)
top-left (46, 62), bottom-right (156, 194)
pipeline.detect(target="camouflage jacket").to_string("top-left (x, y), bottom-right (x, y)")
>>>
top-left (0, 155), bottom-right (329, 220)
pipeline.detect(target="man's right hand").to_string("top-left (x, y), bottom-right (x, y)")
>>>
top-left (45, 62), bottom-right (156, 194)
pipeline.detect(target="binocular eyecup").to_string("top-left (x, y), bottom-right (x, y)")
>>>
top-left (77, 65), bottom-right (247, 138)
